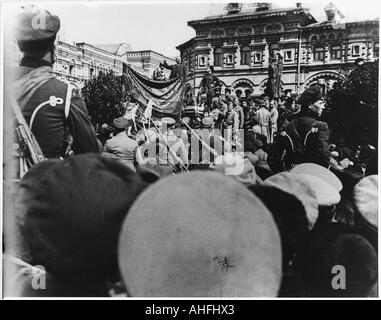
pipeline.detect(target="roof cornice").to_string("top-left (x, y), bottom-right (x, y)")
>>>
top-left (188, 8), bottom-right (316, 27)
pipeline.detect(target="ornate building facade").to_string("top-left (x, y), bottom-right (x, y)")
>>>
top-left (53, 41), bottom-right (175, 87)
top-left (53, 41), bottom-right (125, 85)
top-left (177, 3), bottom-right (379, 100)
top-left (11, 38), bottom-right (175, 88)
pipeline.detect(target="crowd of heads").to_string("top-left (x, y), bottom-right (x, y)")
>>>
top-left (7, 153), bottom-right (377, 297)
top-left (7, 83), bottom-right (378, 297)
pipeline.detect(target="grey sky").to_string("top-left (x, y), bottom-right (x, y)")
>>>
top-left (3, 0), bottom-right (380, 58)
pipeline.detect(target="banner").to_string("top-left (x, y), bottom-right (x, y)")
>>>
top-left (122, 63), bottom-right (186, 119)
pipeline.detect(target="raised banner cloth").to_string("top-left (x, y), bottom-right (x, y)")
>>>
top-left (122, 63), bottom-right (186, 119)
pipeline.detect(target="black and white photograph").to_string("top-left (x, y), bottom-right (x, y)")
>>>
top-left (0, 0), bottom-right (379, 300)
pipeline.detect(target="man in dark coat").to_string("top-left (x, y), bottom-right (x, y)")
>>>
top-left (199, 65), bottom-right (222, 110)
top-left (244, 101), bottom-right (258, 130)
top-left (270, 85), bottom-right (331, 172)
top-left (161, 57), bottom-right (186, 80)
top-left (12, 6), bottom-right (99, 159)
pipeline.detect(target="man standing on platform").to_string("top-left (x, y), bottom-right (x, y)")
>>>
top-left (161, 57), bottom-right (186, 80)
top-left (199, 65), bottom-right (222, 111)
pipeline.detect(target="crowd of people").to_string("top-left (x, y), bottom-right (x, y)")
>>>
top-left (4, 6), bottom-right (378, 298)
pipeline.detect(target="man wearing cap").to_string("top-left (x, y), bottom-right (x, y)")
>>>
top-left (161, 57), bottom-right (186, 80)
top-left (11, 6), bottom-right (99, 159)
top-left (223, 101), bottom-right (239, 146)
top-left (209, 97), bottom-right (227, 131)
top-left (103, 117), bottom-right (139, 170)
top-left (244, 100), bottom-right (258, 131)
top-left (233, 98), bottom-right (244, 130)
top-left (254, 97), bottom-right (271, 143)
top-left (270, 85), bottom-right (331, 171)
top-left (224, 88), bottom-right (234, 104)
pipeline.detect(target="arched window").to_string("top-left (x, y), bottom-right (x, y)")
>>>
top-left (245, 89), bottom-right (252, 99)
top-left (311, 35), bottom-right (318, 42)
top-left (240, 46), bottom-right (251, 66)
top-left (214, 47), bottom-right (223, 67)
top-left (235, 90), bottom-right (242, 99)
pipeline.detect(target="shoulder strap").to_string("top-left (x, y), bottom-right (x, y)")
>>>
top-left (64, 83), bottom-right (74, 119)
top-left (304, 120), bottom-right (320, 147)
top-left (285, 118), bottom-right (304, 154)
top-left (29, 96), bottom-right (64, 130)
top-left (280, 131), bottom-right (295, 152)
top-left (29, 83), bottom-right (73, 130)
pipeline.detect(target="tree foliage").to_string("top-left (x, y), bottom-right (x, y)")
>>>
top-left (325, 60), bottom-right (378, 146)
top-left (81, 71), bottom-right (128, 126)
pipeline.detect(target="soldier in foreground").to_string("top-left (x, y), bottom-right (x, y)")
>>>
top-left (12, 6), bottom-right (99, 160)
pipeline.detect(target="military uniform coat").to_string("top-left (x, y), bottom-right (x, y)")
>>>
top-left (270, 111), bottom-right (331, 171)
top-left (161, 61), bottom-right (186, 80)
top-left (103, 132), bottom-right (138, 170)
top-left (254, 107), bottom-right (271, 143)
top-left (13, 63), bottom-right (99, 159)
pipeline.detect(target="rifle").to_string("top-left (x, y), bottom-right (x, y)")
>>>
top-left (7, 90), bottom-right (46, 177)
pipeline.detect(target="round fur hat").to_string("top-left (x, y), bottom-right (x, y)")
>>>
top-left (15, 154), bottom-right (148, 280)
top-left (118, 171), bottom-right (282, 297)
top-left (14, 5), bottom-right (60, 42)
top-left (297, 85), bottom-right (323, 107)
